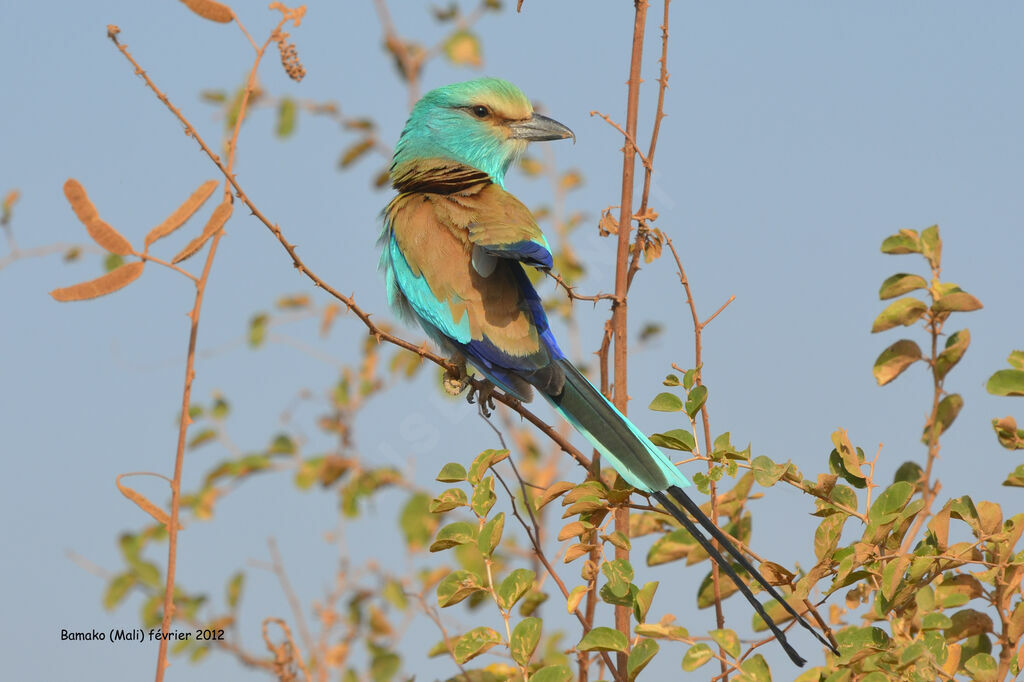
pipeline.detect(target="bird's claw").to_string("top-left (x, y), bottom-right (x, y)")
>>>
top-left (467, 381), bottom-right (496, 418)
top-left (443, 354), bottom-right (470, 396)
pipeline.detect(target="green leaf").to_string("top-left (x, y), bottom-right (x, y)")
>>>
top-left (935, 329), bottom-right (970, 380)
top-left (436, 569), bottom-right (486, 607)
top-left (436, 462), bottom-right (467, 482)
top-left (141, 593), bottom-right (163, 628)
top-left (649, 429), bottom-right (696, 452)
top-left (709, 629), bottom-right (741, 658)
top-left (603, 530), bottom-right (632, 552)
top-left (964, 652), bottom-right (998, 681)
top-left (868, 482), bottom-right (914, 526)
top-left (383, 579), bottom-right (408, 611)
top-left (530, 665), bottom-right (573, 682)
top-left (226, 571), bottom-right (244, 610)
top-left (815, 514), bottom-right (846, 561)
top-left (601, 558), bottom-right (634, 598)
top-left (635, 622), bottom-right (690, 641)
top-left (922, 393), bottom-right (964, 444)
top-left (103, 573), bottom-right (135, 610)
top-left (933, 291), bottom-right (983, 313)
top-left (738, 653), bottom-right (772, 681)
top-left (880, 228), bottom-right (921, 254)
top-left (893, 461), bottom-right (924, 486)
top-left (1008, 350), bottom-right (1024, 370)
top-left (187, 428), bottom-right (217, 450)
top-left (751, 455), bottom-right (788, 487)
top-left (577, 627), bottom-right (628, 653)
top-left (453, 626), bottom-right (501, 664)
top-left (879, 273), bottom-right (928, 300)
top-left (922, 612), bottom-right (953, 630)
top-left (681, 642), bottom-right (714, 671)
top-left (627, 639), bottom-right (659, 680)
top-left (477, 512), bottom-right (504, 556)
top-left (248, 313), bottom-right (267, 348)
top-left (429, 521), bottom-right (477, 552)
top-left (429, 487), bottom-right (468, 513)
top-left (497, 568), bottom-right (536, 611)
top-left (518, 589), bottom-right (547, 617)
top-left (921, 224), bottom-right (942, 268)
top-left (871, 297), bottom-right (927, 333)
top-left (600, 582), bottom-right (636, 607)
top-left (986, 369), bottom-right (1024, 397)
top-left (632, 581), bottom-right (658, 623)
top-left (685, 385), bottom-right (708, 418)
top-left (339, 138), bottom-right (374, 168)
top-left (276, 97), bottom-right (297, 138)
top-left (648, 392), bottom-right (683, 412)
top-left (699, 563), bottom-right (747, 608)
top-left (103, 252), bottom-right (124, 272)
top-left (399, 492), bottom-right (436, 551)
top-left (873, 339), bottom-right (922, 385)
top-left (467, 449), bottom-right (509, 484)
top-left (647, 528), bottom-right (697, 566)
top-left (471, 475), bottom-right (496, 517)
top-left (510, 617), bottom-right (541, 666)
top-left (1004, 463), bottom-right (1024, 486)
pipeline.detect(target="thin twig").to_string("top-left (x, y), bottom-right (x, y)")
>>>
top-left (266, 538), bottom-right (316, 662)
top-left (590, 110), bottom-right (651, 171)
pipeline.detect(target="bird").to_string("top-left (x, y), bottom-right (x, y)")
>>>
top-left (378, 77), bottom-right (837, 666)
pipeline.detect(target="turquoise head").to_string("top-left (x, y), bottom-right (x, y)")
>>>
top-left (391, 78), bottom-right (573, 187)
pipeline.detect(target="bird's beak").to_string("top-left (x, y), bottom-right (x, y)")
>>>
top-left (509, 113), bottom-right (575, 143)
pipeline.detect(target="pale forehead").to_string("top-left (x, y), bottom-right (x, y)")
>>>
top-left (432, 78), bottom-right (533, 119)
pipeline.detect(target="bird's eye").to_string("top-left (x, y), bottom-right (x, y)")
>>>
top-left (471, 105), bottom-right (490, 119)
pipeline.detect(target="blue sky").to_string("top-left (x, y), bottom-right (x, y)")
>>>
top-left (2, 1), bottom-right (1022, 679)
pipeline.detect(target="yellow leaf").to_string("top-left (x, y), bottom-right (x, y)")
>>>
top-left (320, 303), bottom-right (341, 337)
top-left (444, 30), bottom-right (482, 67)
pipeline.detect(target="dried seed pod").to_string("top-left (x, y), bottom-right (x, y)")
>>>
top-left (63, 179), bottom-right (134, 255)
top-left (50, 261), bottom-right (145, 302)
top-left (145, 179), bottom-right (219, 249)
top-left (180, 0), bottom-right (233, 23)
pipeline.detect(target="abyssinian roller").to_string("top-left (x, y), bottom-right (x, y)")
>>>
top-left (378, 77), bottom-right (836, 666)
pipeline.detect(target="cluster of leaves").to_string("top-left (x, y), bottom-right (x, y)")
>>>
top-left (425, 449), bottom-right (576, 681)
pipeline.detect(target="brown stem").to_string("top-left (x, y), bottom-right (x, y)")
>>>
top-left (608, 1), bottom-right (651, 672)
top-left (899, 267), bottom-right (946, 553)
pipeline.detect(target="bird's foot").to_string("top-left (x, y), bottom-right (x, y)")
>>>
top-left (443, 353), bottom-right (470, 396)
top-left (467, 381), bottom-right (496, 418)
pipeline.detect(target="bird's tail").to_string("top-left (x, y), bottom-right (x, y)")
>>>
top-left (544, 358), bottom-right (691, 493)
top-left (540, 359), bottom-right (838, 666)
top-left (652, 487), bottom-right (839, 665)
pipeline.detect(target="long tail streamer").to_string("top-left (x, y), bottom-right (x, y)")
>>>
top-left (652, 486), bottom-right (839, 666)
